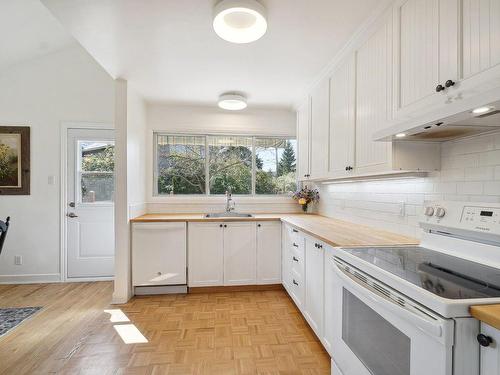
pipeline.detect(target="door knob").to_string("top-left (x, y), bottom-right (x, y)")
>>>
top-left (66, 212), bottom-right (78, 218)
top-left (436, 84), bottom-right (445, 92)
top-left (445, 79), bottom-right (455, 88)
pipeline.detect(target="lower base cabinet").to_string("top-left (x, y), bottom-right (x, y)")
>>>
top-left (480, 322), bottom-right (500, 375)
top-left (188, 222), bottom-right (224, 287)
top-left (304, 236), bottom-right (325, 338)
top-left (188, 221), bottom-right (281, 287)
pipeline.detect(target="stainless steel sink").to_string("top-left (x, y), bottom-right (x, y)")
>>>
top-left (205, 212), bottom-right (253, 218)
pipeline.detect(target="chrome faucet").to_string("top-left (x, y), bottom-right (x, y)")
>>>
top-left (225, 188), bottom-right (235, 212)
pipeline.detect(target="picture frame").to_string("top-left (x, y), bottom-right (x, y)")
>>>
top-left (0, 126), bottom-right (30, 195)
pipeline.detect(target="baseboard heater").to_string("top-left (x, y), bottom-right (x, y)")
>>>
top-left (134, 285), bottom-right (187, 295)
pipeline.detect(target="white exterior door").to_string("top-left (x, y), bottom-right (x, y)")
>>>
top-left (223, 222), bottom-right (257, 285)
top-left (66, 128), bottom-right (115, 279)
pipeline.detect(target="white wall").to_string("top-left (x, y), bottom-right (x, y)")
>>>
top-left (317, 132), bottom-right (500, 238)
top-left (0, 46), bottom-right (115, 283)
top-left (144, 103), bottom-right (301, 214)
top-left (113, 80), bottom-right (148, 303)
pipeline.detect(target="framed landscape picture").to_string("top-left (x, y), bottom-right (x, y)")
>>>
top-left (0, 126), bottom-right (30, 195)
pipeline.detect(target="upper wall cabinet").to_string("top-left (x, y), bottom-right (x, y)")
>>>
top-left (392, 0), bottom-right (459, 119)
top-left (310, 78), bottom-right (331, 179)
top-left (462, 0), bottom-right (500, 80)
top-left (356, 11), bottom-right (393, 174)
top-left (329, 55), bottom-right (356, 177)
top-left (297, 98), bottom-right (311, 181)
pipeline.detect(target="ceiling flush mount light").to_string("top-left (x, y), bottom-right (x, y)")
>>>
top-left (213, 0), bottom-right (267, 44)
top-left (472, 106), bottom-right (493, 115)
top-left (218, 93), bottom-right (247, 110)
top-left (395, 133), bottom-right (407, 138)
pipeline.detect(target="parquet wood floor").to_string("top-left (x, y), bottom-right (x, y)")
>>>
top-left (0, 282), bottom-right (330, 375)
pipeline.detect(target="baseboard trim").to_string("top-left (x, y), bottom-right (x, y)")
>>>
top-left (188, 284), bottom-right (284, 294)
top-left (0, 273), bottom-right (61, 284)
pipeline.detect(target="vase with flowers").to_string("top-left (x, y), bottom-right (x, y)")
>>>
top-left (292, 186), bottom-right (319, 213)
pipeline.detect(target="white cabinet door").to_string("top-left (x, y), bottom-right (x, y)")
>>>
top-left (393, 0), bottom-right (458, 117)
top-left (297, 98), bottom-right (311, 180)
top-left (330, 54), bottom-right (356, 177)
top-left (304, 236), bottom-right (325, 337)
top-left (188, 222), bottom-right (224, 287)
top-left (480, 323), bottom-right (500, 375)
top-left (224, 222), bottom-right (257, 285)
top-left (323, 250), bottom-right (335, 356)
top-left (462, 0), bottom-right (500, 80)
top-left (256, 222), bottom-right (281, 284)
top-left (132, 222), bottom-right (187, 286)
top-left (355, 11), bottom-right (392, 173)
top-left (310, 78), bottom-right (330, 179)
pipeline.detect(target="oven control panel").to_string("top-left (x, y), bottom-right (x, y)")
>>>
top-left (420, 201), bottom-right (500, 239)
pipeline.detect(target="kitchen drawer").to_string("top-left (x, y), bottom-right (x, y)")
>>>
top-left (291, 247), bottom-right (304, 277)
top-left (290, 236), bottom-right (304, 257)
top-left (285, 224), bottom-right (302, 245)
top-left (289, 269), bottom-right (305, 308)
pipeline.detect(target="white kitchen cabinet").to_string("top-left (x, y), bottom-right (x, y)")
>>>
top-left (132, 222), bottom-right (186, 286)
top-left (355, 10), bottom-right (393, 174)
top-left (329, 54), bottom-right (356, 177)
top-left (188, 222), bottom-right (224, 287)
top-left (310, 78), bottom-right (330, 179)
top-left (323, 249), bottom-right (335, 356)
top-left (392, 0), bottom-right (458, 118)
top-left (480, 322), bottom-right (500, 375)
top-left (256, 221), bottom-right (281, 284)
top-left (462, 0), bottom-right (500, 79)
top-left (297, 98), bottom-right (311, 181)
top-left (304, 236), bottom-right (325, 338)
top-left (223, 222), bottom-right (257, 285)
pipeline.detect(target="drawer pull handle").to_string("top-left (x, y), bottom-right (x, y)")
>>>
top-left (293, 279), bottom-right (299, 286)
top-left (293, 256), bottom-right (299, 262)
top-left (478, 334), bottom-right (493, 347)
top-left (292, 229), bottom-right (299, 233)
top-left (293, 243), bottom-right (299, 247)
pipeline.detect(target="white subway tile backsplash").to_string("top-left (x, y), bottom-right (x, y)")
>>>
top-left (318, 132), bottom-right (500, 238)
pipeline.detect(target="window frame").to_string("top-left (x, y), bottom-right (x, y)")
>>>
top-left (153, 132), bottom-right (297, 197)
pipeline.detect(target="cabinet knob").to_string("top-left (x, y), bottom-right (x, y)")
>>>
top-left (257, 224), bottom-right (261, 227)
top-left (477, 334), bottom-right (493, 347)
top-left (436, 84), bottom-right (445, 92)
top-left (345, 166), bottom-right (349, 171)
top-left (292, 229), bottom-right (299, 233)
top-left (293, 243), bottom-right (299, 247)
top-left (445, 79), bottom-right (455, 88)
top-left (157, 271), bottom-right (162, 276)
top-left (293, 256), bottom-right (299, 262)
top-left (219, 224), bottom-right (223, 228)
top-left (224, 224), bottom-right (227, 228)
top-left (293, 279), bottom-right (299, 286)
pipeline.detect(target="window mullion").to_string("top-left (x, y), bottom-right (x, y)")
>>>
top-left (205, 136), bottom-right (210, 195)
top-left (252, 136), bottom-right (256, 196)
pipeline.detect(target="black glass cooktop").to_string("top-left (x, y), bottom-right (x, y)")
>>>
top-left (341, 246), bottom-right (500, 299)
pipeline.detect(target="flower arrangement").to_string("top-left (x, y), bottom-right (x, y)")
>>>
top-left (292, 186), bottom-right (320, 213)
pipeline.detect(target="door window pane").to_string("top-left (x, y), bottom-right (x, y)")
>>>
top-left (79, 141), bottom-right (115, 203)
top-left (157, 135), bottom-right (206, 195)
top-left (342, 289), bottom-right (411, 375)
top-left (255, 138), bottom-right (297, 194)
top-left (208, 136), bottom-right (252, 194)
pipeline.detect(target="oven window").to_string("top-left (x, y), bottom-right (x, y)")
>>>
top-left (342, 289), bottom-right (411, 375)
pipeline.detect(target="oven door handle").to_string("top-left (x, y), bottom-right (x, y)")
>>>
top-left (331, 260), bottom-right (444, 339)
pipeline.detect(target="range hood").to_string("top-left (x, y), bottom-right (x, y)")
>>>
top-left (374, 100), bottom-right (500, 142)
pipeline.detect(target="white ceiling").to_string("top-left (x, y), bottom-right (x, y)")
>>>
top-left (41, 0), bottom-right (380, 108)
top-left (0, 0), bottom-right (75, 71)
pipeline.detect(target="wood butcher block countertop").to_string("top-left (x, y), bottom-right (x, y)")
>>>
top-left (131, 213), bottom-right (418, 248)
top-left (470, 305), bottom-right (500, 330)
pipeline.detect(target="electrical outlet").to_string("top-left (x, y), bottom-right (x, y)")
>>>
top-left (14, 255), bottom-right (22, 265)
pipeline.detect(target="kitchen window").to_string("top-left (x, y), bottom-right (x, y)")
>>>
top-left (155, 133), bottom-right (297, 196)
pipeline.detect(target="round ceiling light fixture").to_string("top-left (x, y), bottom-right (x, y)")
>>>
top-left (218, 93), bottom-right (247, 110)
top-left (213, 0), bottom-right (267, 44)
